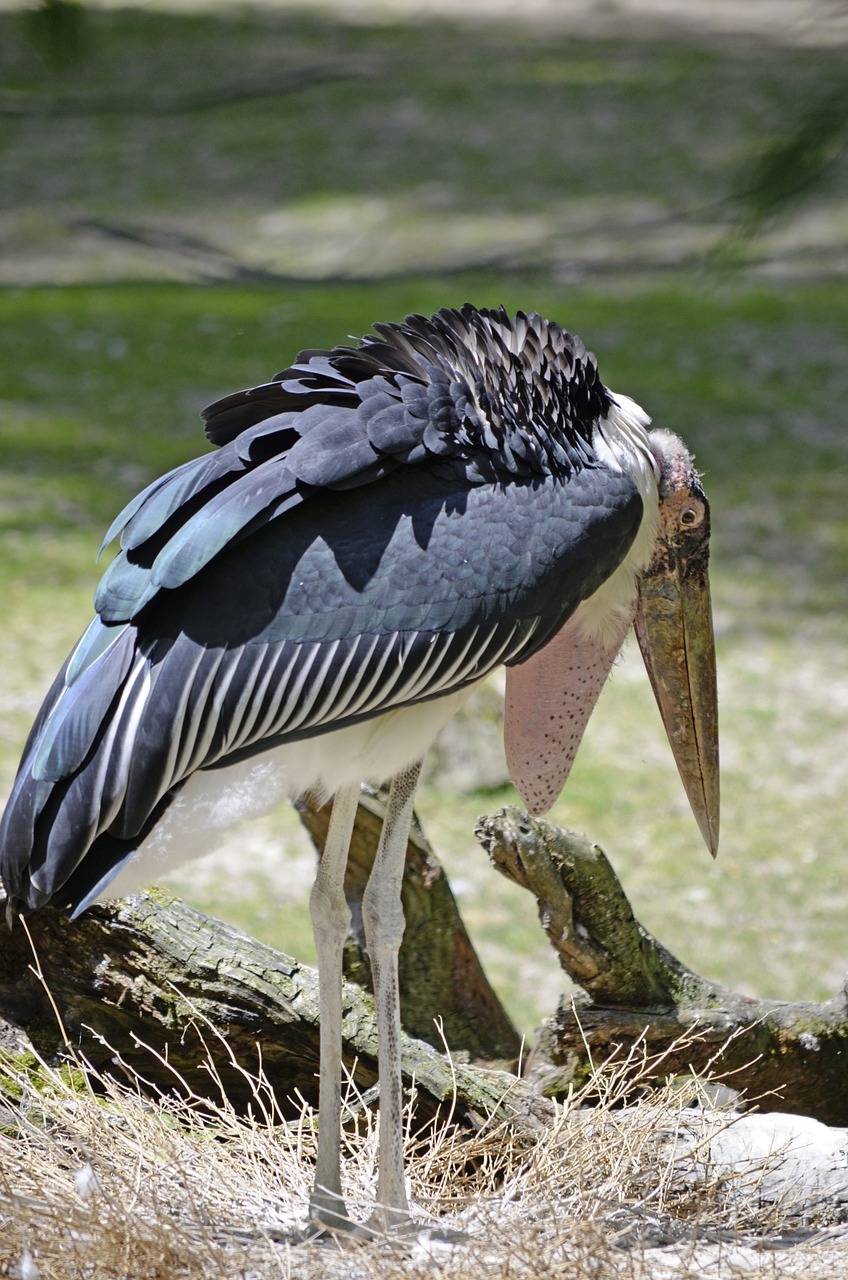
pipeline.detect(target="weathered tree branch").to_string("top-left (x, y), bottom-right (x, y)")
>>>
top-left (476, 807), bottom-right (848, 1126)
top-left (0, 889), bottom-right (547, 1139)
top-left (4, 800), bottom-right (847, 1133)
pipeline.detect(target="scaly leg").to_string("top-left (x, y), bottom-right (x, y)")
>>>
top-left (361, 760), bottom-right (422, 1231)
top-left (308, 782), bottom-right (360, 1231)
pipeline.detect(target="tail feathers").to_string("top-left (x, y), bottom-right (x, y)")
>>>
top-left (0, 769), bottom-right (58, 909)
top-left (0, 622), bottom-right (162, 912)
top-left (0, 622), bottom-right (250, 914)
top-left (63, 786), bottom-right (184, 917)
top-left (6, 785), bottom-right (182, 918)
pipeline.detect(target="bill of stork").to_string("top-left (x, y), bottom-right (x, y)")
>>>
top-left (0, 304), bottom-right (719, 1234)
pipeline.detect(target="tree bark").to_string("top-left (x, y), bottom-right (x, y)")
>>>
top-left (5, 802), bottom-right (847, 1132)
top-left (476, 807), bottom-right (848, 1127)
top-left (0, 889), bottom-right (547, 1138)
top-left (296, 789), bottom-right (520, 1062)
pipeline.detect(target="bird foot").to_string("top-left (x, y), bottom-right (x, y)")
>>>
top-left (302, 1189), bottom-right (469, 1246)
top-left (303, 1208), bottom-right (410, 1244)
top-left (363, 1200), bottom-right (414, 1234)
top-left (305, 1191), bottom-right (365, 1239)
top-left (286, 1210), bottom-right (470, 1251)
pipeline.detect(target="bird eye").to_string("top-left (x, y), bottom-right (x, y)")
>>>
top-left (680, 505), bottom-right (702, 527)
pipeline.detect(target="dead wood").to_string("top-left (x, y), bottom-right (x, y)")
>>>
top-left (4, 795), bottom-right (846, 1134)
top-left (0, 887), bottom-right (548, 1139)
top-left (476, 807), bottom-right (848, 1126)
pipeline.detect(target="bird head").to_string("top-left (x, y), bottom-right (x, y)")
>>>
top-left (503, 422), bottom-right (719, 857)
top-left (634, 431), bottom-right (720, 856)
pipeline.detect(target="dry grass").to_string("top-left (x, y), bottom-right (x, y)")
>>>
top-left (2, 1024), bottom-right (845, 1280)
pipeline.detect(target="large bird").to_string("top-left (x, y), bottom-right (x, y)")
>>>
top-left (0, 304), bottom-right (718, 1233)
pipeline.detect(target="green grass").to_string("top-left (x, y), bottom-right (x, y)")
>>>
top-left (0, 1), bottom-right (846, 1036)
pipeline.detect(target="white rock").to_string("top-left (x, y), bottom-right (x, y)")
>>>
top-left (692, 1110), bottom-right (848, 1218)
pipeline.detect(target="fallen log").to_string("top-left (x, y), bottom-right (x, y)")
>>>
top-left (476, 807), bottom-right (848, 1126)
top-left (4, 799), bottom-right (846, 1131)
top-left (0, 887), bottom-right (548, 1139)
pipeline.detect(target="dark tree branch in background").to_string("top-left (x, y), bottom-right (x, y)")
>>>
top-left (0, 63), bottom-right (373, 116)
top-left (69, 219), bottom-right (287, 285)
top-left (64, 217), bottom-right (541, 287)
top-left (477, 808), bottom-right (848, 1127)
top-left (729, 75), bottom-right (848, 233)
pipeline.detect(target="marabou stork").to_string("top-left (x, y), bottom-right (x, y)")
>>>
top-left (0, 304), bottom-right (719, 1234)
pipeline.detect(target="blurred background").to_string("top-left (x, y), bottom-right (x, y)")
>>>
top-left (1, 0), bottom-right (846, 1038)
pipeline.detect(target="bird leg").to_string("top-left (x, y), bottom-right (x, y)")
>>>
top-left (361, 760), bottom-right (422, 1232)
top-left (308, 781), bottom-right (360, 1232)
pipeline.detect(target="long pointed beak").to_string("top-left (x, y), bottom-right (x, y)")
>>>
top-left (633, 526), bottom-right (720, 857)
